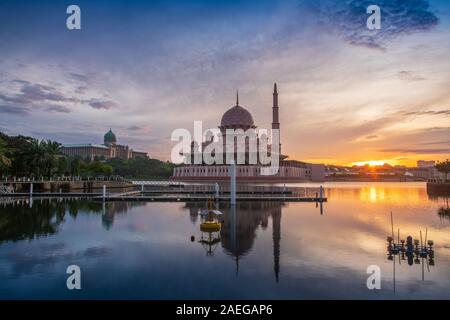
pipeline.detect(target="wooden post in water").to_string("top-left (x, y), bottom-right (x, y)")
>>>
top-left (390, 211), bottom-right (395, 240)
top-left (230, 161), bottom-right (236, 205)
top-left (103, 184), bottom-right (106, 200)
top-left (215, 183), bottom-right (220, 200)
top-left (30, 183), bottom-right (33, 198)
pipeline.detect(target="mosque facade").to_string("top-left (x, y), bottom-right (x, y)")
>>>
top-left (60, 129), bottom-right (148, 161)
top-left (171, 84), bottom-right (325, 182)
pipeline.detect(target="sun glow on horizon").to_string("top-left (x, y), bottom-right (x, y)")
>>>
top-left (351, 160), bottom-right (390, 167)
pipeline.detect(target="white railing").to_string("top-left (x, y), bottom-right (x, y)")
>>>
top-left (0, 185), bottom-right (14, 194)
top-left (131, 180), bottom-right (186, 186)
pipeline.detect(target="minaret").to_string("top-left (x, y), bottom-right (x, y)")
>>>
top-left (272, 83), bottom-right (281, 154)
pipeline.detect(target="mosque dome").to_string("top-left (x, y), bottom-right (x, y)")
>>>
top-left (220, 92), bottom-right (256, 130)
top-left (104, 129), bottom-right (117, 145)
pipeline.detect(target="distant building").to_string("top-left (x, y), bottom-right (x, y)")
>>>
top-left (171, 84), bottom-right (325, 182)
top-left (408, 166), bottom-right (444, 181)
top-left (61, 129), bottom-right (148, 161)
top-left (417, 160), bottom-right (435, 168)
top-left (408, 167), bottom-right (435, 180)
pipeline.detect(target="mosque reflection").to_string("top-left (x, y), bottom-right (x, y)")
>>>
top-left (185, 201), bottom-right (284, 282)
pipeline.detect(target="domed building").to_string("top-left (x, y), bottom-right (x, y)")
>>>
top-left (171, 84), bottom-right (325, 182)
top-left (61, 128), bottom-right (148, 161)
top-left (104, 129), bottom-right (117, 146)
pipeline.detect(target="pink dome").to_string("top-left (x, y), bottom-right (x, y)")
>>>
top-left (220, 105), bottom-right (256, 130)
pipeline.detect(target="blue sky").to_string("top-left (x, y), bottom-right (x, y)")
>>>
top-left (0, 0), bottom-right (449, 165)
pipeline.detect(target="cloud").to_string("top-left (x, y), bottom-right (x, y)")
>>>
top-left (127, 124), bottom-right (151, 134)
top-left (44, 105), bottom-right (71, 113)
top-left (1, 82), bottom-right (73, 105)
top-left (88, 99), bottom-right (118, 110)
top-left (398, 71), bottom-right (426, 81)
top-left (75, 86), bottom-right (88, 94)
top-left (418, 140), bottom-right (450, 146)
top-left (128, 125), bottom-right (141, 131)
top-left (380, 147), bottom-right (450, 154)
top-left (0, 79), bottom-right (119, 112)
top-left (69, 72), bottom-right (88, 82)
top-left (20, 83), bottom-right (68, 103)
top-left (82, 246), bottom-right (112, 258)
top-left (0, 104), bottom-right (29, 115)
top-left (310, 0), bottom-right (439, 49)
top-left (400, 110), bottom-right (450, 117)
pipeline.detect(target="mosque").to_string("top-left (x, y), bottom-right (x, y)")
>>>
top-left (171, 84), bottom-right (325, 182)
top-left (60, 129), bottom-right (148, 161)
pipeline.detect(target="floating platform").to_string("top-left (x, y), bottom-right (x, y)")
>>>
top-left (0, 192), bottom-right (103, 197)
top-left (0, 193), bottom-right (326, 202)
top-left (94, 195), bottom-right (326, 202)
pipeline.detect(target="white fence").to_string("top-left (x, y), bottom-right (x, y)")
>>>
top-left (0, 185), bottom-right (14, 194)
top-left (131, 180), bottom-right (187, 187)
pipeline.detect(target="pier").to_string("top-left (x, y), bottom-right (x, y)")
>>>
top-left (0, 184), bottom-right (327, 202)
top-left (94, 195), bottom-right (327, 202)
top-left (0, 192), bottom-right (327, 202)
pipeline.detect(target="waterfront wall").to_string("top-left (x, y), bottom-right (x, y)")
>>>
top-left (170, 175), bottom-right (312, 183)
top-left (171, 164), bottom-right (326, 182)
top-left (1, 180), bottom-right (134, 192)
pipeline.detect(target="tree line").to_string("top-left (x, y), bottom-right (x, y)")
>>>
top-left (435, 160), bottom-right (450, 182)
top-left (0, 132), bottom-right (175, 179)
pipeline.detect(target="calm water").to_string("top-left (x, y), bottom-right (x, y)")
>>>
top-left (0, 182), bottom-right (449, 299)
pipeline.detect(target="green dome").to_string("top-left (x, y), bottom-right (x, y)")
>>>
top-left (104, 129), bottom-right (117, 144)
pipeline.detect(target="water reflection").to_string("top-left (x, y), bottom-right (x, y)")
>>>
top-left (428, 195), bottom-right (450, 222)
top-left (438, 206), bottom-right (450, 221)
top-left (0, 198), bottom-right (145, 244)
top-left (185, 201), bottom-right (284, 282)
top-left (0, 182), bottom-right (449, 299)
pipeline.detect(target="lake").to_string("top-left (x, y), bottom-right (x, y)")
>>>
top-left (0, 182), bottom-right (449, 299)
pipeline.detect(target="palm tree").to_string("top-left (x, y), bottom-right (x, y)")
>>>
top-left (43, 140), bottom-right (61, 177)
top-left (24, 139), bottom-right (62, 178)
top-left (0, 137), bottom-right (12, 173)
top-left (436, 159), bottom-right (450, 182)
top-left (26, 139), bottom-right (48, 177)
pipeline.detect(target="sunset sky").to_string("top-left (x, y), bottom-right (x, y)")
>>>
top-left (0, 0), bottom-right (449, 166)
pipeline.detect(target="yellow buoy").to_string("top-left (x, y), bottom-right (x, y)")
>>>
top-left (200, 221), bottom-right (221, 232)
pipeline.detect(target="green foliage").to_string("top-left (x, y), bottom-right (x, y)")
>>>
top-left (436, 159), bottom-right (450, 182)
top-left (89, 161), bottom-right (113, 176)
top-left (0, 137), bottom-right (12, 171)
top-left (0, 132), bottom-right (61, 177)
top-left (0, 131), bottom-right (175, 180)
top-left (105, 157), bottom-right (176, 179)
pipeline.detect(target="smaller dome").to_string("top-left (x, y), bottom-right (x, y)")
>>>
top-left (104, 129), bottom-right (117, 144)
